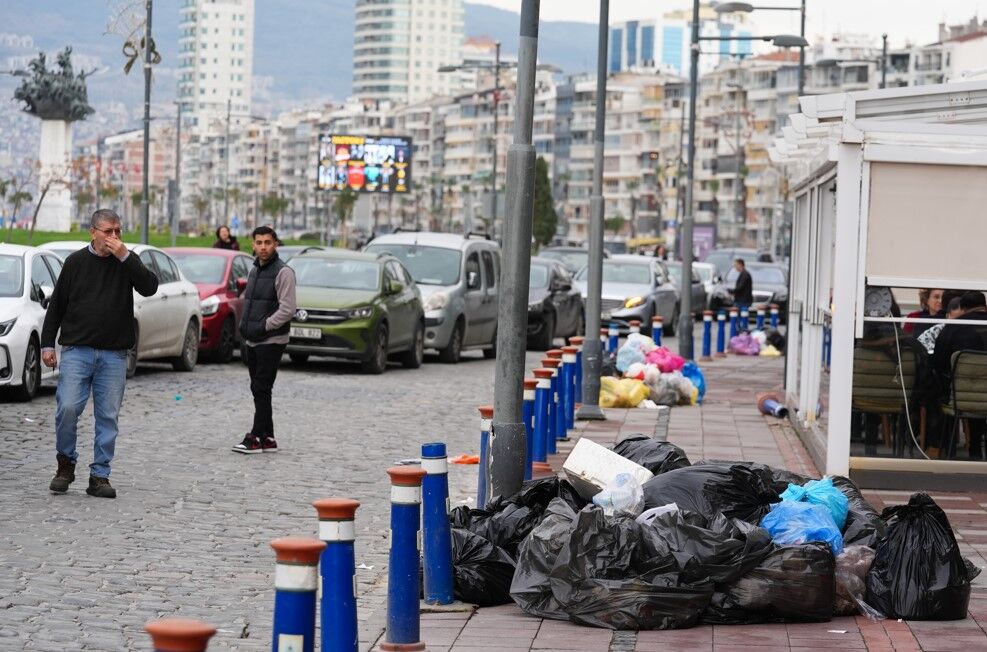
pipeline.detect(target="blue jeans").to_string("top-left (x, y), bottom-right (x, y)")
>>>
top-left (55, 346), bottom-right (128, 478)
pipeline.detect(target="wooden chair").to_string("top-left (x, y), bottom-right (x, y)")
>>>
top-left (941, 350), bottom-right (987, 459)
top-left (852, 344), bottom-right (919, 456)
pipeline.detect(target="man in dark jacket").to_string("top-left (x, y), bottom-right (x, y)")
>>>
top-left (233, 225), bottom-right (297, 453)
top-left (41, 209), bottom-right (159, 498)
top-left (731, 258), bottom-right (753, 312)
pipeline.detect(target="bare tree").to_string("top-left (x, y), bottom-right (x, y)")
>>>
top-left (4, 168), bottom-right (36, 243)
top-left (28, 161), bottom-right (74, 245)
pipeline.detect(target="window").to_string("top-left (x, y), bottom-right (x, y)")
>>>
top-left (150, 251), bottom-right (179, 284)
top-left (465, 252), bottom-right (481, 290)
top-left (480, 250), bottom-right (496, 289)
top-left (31, 256), bottom-right (56, 299)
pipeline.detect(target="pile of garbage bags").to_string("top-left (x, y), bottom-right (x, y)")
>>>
top-left (438, 437), bottom-right (981, 629)
top-left (729, 329), bottom-right (784, 357)
top-left (608, 334), bottom-right (705, 407)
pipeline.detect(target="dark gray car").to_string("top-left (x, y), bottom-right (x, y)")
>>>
top-left (573, 254), bottom-right (679, 335)
top-left (527, 257), bottom-right (584, 350)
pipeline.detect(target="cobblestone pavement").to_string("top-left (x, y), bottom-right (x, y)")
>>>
top-left (0, 347), bottom-right (551, 651)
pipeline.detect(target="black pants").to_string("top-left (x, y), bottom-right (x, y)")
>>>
top-left (245, 343), bottom-right (286, 439)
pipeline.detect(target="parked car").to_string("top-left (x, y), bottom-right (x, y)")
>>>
top-left (663, 261), bottom-right (708, 316)
top-left (39, 241), bottom-right (203, 376)
top-left (276, 245), bottom-right (325, 262)
top-left (573, 254), bottom-right (679, 335)
top-left (0, 244), bottom-right (64, 400)
top-left (703, 247), bottom-right (774, 280)
top-left (527, 257), bottom-right (584, 350)
top-left (537, 246), bottom-right (609, 275)
top-left (708, 261), bottom-right (789, 318)
top-left (165, 247), bottom-right (254, 362)
top-left (364, 232), bottom-right (499, 363)
top-left (285, 248), bottom-right (424, 374)
top-left (37, 239), bottom-right (89, 262)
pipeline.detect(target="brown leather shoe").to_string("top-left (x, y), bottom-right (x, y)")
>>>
top-left (85, 475), bottom-right (117, 499)
top-left (49, 454), bottom-right (76, 494)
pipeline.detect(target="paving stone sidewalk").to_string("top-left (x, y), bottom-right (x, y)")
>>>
top-left (396, 355), bottom-right (987, 652)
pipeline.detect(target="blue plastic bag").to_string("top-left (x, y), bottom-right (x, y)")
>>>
top-left (681, 361), bottom-right (706, 404)
top-left (780, 477), bottom-right (850, 530)
top-left (761, 500), bottom-right (844, 556)
top-left (616, 343), bottom-right (646, 372)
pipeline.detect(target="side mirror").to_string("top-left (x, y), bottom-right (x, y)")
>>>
top-left (467, 270), bottom-right (480, 290)
top-left (236, 278), bottom-right (248, 295)
top-left (36, 284), bottom-right (53, 307)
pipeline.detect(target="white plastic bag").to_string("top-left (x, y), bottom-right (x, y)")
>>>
top-left (592, 472), bottom-right (645, 516)
top-left (635, 503), bottom-right (680, 525)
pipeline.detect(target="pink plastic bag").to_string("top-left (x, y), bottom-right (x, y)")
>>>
top-left (645, 346), bottom-right (685, 372)
top-left (730, 333), bottom-right (761, 356)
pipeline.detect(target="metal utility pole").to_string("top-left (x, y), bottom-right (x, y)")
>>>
top-left (798, 0), bottom-right (806, 96)
top-left (170, 102), bottom-right (181, 247)
top-left (576, 0), bottom-right (609, 421)
top-left (140, 0), bottom-right (153, 244)
top-left (489, 0), bottom-right (540, 501)
top-left (678, 0), bottom-right (700, 360)
top-left (491, 40), bottom-right (501, 240)
top-left (223, 97), bottom-right (231, 224)
top-left (880, 33), bottom-right (888, 89)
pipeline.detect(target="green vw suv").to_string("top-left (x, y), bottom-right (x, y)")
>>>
top-left (286, 249), bottom-right (424, 374)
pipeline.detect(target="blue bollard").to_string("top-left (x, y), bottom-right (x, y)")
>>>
top-left (770, 303), bottom-right (780, 329)
top-left (421, 443), bottom-right (454, 605)
top-left (532, 368), bottom-right (553, 464)
top-left (546, 350), bottom-right (567, 440)
top-left (716, 311), bottom-right (727, 357)
top-left (562, 345), bottom-right (579, 431)
top-left (608, 322), bottom-right (619, 353)
top-left (569, 336), bottom-right (585, 410)
top-left (628, 320), bottom-right (641, 336)
top-left (541, 357), bottom-right (560, 453)
top-left (271, 537), bottom-right (325, 652)
top-left (756, 307), bottom-right (766, 331)
top-left (477, 406), bottom-right (492, 508)
top-left (382, 467), bottom-right (427, 652)
top-left (599, 327), bottom-right (609, 354)
top-left (700, 311), bottom-right (713, 360)
top-left (522, 378), bottom-right (537, 480)
top-left (145, 618), bottom-right (216, 652)
top-left (729, 308), bottom-right (739, 339)
top-left (313, 498), bottom-right (360, 652)
top-left (740, 306), bottom-right (750, 331)
top-left (651, 316), bottom-right (663, 347)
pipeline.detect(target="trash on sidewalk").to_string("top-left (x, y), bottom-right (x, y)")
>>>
top-left (600, 376), bottom-right (650, 408)
top-left (780, 477), bottom-right (850, 530)
top-left (680, 361), bottom-right (706, 404)
top-left (447, 528), bottom-right (516, 607)
top-left (592, 473), bottom-right (645, 516)
top-left (611, 434), bottom-right (691, 476)
top-left (756, 393), bottom-right (789, 418)
top-left (642, 463), bottom-right (781, 524)
top-left (865, 493), bottom-right (981, 620)
top-left (834, 545), bottom-right (883, 619)
top-left (562, 438), bottom-right (654, 502)
top-left (761, 500), bottom-right (844, 556)
top-left (729, 333), bottom-right (760, 355)
top-left (450, 454), bottom-right (480, 465)
top-left (832, 475), bottom-right (887, 547)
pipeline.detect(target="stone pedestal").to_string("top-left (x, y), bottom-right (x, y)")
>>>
top-left (35, 119), bottom-right (72, 232)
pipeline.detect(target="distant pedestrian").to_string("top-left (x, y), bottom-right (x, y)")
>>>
top-left (213, 224), bottom-right (240, 250)
top-left (731, 258), bottom-right (753, 312)
top-left (233, 225), bottom-right (297, 454)
top-left (41, 209), bottom-right (159, 498)
top-left (653, 244), bottom-right (668, 260)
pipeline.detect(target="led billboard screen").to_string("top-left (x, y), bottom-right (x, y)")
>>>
top-left (317, 134), bottom-right (412, 193)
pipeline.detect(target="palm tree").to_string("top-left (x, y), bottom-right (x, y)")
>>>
top-left (333, 186), bottom-right (359, 248)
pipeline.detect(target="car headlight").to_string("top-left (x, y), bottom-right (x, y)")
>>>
top-left (624, 296), bottom-right (645, 309)
top-left (0, 318), bottom-right (15, 336)
top-left (199, 295), bottom-right (220, 316)
top-left (346, 306), bottom-right (374, 320)
top-left (424, 292), bottom-right (449, 312)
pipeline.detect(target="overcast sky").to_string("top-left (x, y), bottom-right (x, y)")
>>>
top-left (469, 1), bottom-right (986, 48)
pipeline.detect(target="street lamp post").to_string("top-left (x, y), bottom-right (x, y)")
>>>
top-left (881, 33), bottom-right (888, 89)
top-left (727, 81), bottom-right (744, 239)
top-left (140, 0), bottom-right (154, 244)
top-left (491, 41), bottom-right (501, 239)
top-left (714, 2), bottom-right (808, 96)
top-left (171, 101), bottom-right (181, 247)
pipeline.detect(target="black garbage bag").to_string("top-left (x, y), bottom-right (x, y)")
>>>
top-left (448, 528), bottom-right (516, 606)
top-left (696, 459), bottom-right (812, 496)
top-left (612, 435), bottom-right (691, 475)
top-left (642, 463), bottom-right (781, 524)
top-left (831, 475), bottom-right (886, 548)
top-left (764, 327), bottom-right (786, 353)
top-left (510, 498), bottom-right (580, 619)
top-left (644, 509), bottom-right (774, 585)
top-left (865, 493), bottom-right (980, 620)
top-left (702, 543), bottom-right (836, 624)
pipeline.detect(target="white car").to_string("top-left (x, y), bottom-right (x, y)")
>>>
top-left (39, 241), bottom-right (203, 377)
top-left (0, 244), bottom-right (65, 400)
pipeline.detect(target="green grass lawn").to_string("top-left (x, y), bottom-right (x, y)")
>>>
top-left (1, 229), bottom-right (322, 250)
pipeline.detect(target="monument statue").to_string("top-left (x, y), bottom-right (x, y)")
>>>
top-left (13, 47), bottom-right (94, 123)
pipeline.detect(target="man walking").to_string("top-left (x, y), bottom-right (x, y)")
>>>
top-left (233, 225), bottom-right (296, 454)
top-left (42, 209), bottom-right (159, 498)
top-left (731, 258), bottom-right (753, 314)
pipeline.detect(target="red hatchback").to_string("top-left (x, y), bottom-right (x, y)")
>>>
top-left (166, 247), bottom-right (254, 362)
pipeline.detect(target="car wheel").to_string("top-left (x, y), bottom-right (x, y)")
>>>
top-left (215, 317), bottom-right (236, 363)
top-left (126, 323), bottom-right (139, 378)
top-left (15, 338), bottom-right (41, 401)
top-left (401, 321), bottom-right (425, 368)
top-left (361, 323), bottom-right (388, 374)
top-left (483, 327), bottom-right (496, 359)
top-left (438, 319), bottom-right (463, 364)
top-left (289, 353), bottom-right (309, 364)
top-left (172, 320), bottom-right (199, 372)
top-left (534, 311), bottom-right (555, 351)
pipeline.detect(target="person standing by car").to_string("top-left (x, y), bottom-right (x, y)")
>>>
top-left (730, 258), bottom-right (753, 313)
top-left (41, 209), bottom-right (159, 498)
top-left (213, 225), bottom-right (240, 250)
top-left (233, 225), bottom-right (296, 454)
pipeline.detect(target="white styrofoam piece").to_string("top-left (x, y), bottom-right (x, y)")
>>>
top-left (562, 438), bottom-right (654, 501)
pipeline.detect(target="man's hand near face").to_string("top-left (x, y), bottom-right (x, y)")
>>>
top-left (104, 235), bottom-right (129, 261)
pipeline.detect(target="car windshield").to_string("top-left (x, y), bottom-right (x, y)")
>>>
top-left (725, 267), bottom-right (786, 284)
top-left (577, 262), bottom-right (651, 285)
top-left (290, 257), bottom-right (381, 290)
top-left (364, 244), bottom-right (461, 285)
top-left (540, 249), bottom-right (588, 273)
top-left (529, 264), bottom-right (550, 288)
top-left (0, 254), bottom-right (24, 297)
top-left (170, 254), bottom-right (227, 284)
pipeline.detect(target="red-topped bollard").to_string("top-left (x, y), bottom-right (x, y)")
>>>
top-left (531, 368), bottom-right (554, 472)
top-left (629, 319), bottom-right (641, 336)
top-left (271, 537), bottom-right (327, 652)
top-left (599, 326), bottom-right (609, 352)
top-left (382, 467), bottom-right (428, 652)
top-left (313, 498), bottom-right (360, 652)
top-left (561, 345), bottom-right (579, 430)
top-left (477, 405), bottom-right (493, 507)
top-left (145, 618), bottom-right (216, 652)
top-left (541, 357), bottom-right (561, 453)
top-left (522, 378), bottom-right (538, 480)
top-left (651, 315), bottom-right (663, 346)
top-left (569, 335), bottom-right (585, 403)
top-left (545, 351), bottom-right (568, 442)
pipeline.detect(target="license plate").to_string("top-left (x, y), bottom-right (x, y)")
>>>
top-left (290, 326), bottom-right (322, 340)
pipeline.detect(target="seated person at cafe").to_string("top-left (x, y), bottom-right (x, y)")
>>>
top-left (903, 288), bottom-right (944, 337)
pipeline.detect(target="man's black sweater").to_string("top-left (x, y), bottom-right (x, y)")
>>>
top-left (41, 246), bottom-right (159, 350)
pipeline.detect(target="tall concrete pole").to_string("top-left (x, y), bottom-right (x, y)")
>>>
top-left (576, 0), bottom-right (609, 421)
top-left (678, 0), bottom-right (700, 360)
top-left (489, 0), bottom-right (540, 501)
top-left (224, 97), bottom-right (231, 224)
top-left (797, 0), bottom-right (806, 97)
top-left (170, 101), bottom-right (181, 247)
top-left (491, 41), bottom-right (501, 239)
top-left (880, 33), bottom-right (888, 89)
top-left (140, 0), bottom-right (153, 244)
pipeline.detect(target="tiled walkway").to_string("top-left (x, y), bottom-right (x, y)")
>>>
top-left (382, 355), bottom-right (987, 651)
